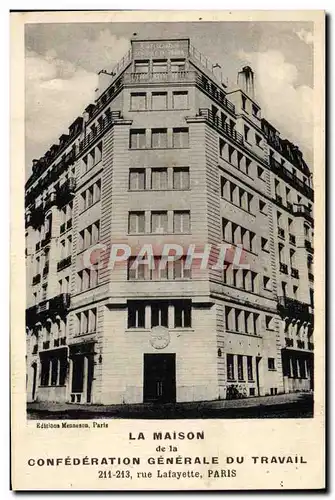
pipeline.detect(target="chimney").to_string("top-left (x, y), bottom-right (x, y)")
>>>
top-left (237, 66), bottom-right (255, 99)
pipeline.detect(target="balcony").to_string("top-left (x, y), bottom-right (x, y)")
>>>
top-left (293, 204), bottom-right (313, 223)
top-left (289, 233), bottom-right (296, 245)
top-left (56, 177), bottom-right (76, 208)
top-left (279, 262), bottom-right (288, 274)
top-left (195, 74), bottom-right (235, 114)
top-left (57, 255), bottom-right (72, 272)
top-left (32, 273), bottom-right (41, 286)
top-left (291, 268), bottom-right (299, 279)
top-left (285, 337), bottom-right (294, 347)
top-left (278, 227), bottom-right (285, 239)
top-left (125, 70), bottom-right (197, 85)
top-left (305, 240), bottom-right (314, 253)
top-left (308, 342), bottom-right (314, 350)
top-left (32, 345), bottom-right (38, 355)
top-left (41, 233), bottom-right (51, 248)
top-left (269, 157), bottom-right (314, 201)
top-left (297, 340), bottom-right (305, 349)
top-left (308, 272), bottom-right (314, 282)
top-left (198, 108), bottom-right (244, 147)
top-left (278, 296), bottom-right (312, 322)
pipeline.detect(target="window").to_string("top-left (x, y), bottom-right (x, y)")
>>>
top-left (241, 95), bottom-right (247, 110)
top-left (238, 355), bottom-right (244, 381)
top-left (255, 134), bottom-right (262, 147)
top-left (257, 166), bottom-right (265, 180)
top-left (252, 104), bottom-right (259, 117)
top-left (151, 211), bottom-right (168, 233)
top-left (152, 59), bottom-right (167, 73)
top-left (268, 358), bottom-right (275, 370)
top-left (174, 301), bottom-right (191, 328)
top-left (259, 200), bottom-right (267, 214)
top-left (130, 129), bottom-right (146, 149)
top-left (173, 258), bottom-right (191, 279)
top-left (151, 168), bottom-right (168, 190)
top-left (227, 354), bottom-right (234, 381)
top-left (247, 356), bottom-right (253, 381)
top-left (173, 167), bottom-right (190, 190)
top-left (134, 60), bottom-right (149, 73)
top-left (172, 91), bottom-right (188, 109)
top-left (128, 302), bottom-right (145, 329)
top-left (95, 142), bottom-right (102, 164)
top-left (151, 302), bottom-right (168, 327)
top-left (174, 211), bottom-right (190, 233)
top-left (173, 128), bottom-right (189, 148)
top-left (130, 93), bottom-right (146, 111)
top-left (265, 315), bottom-right (274, 330)
top-left (40, 357), bottom-right (50, 386)
top-left (128, 257), bottom-right (147, 281)
top-left (152, 92), bottom-right (167, 110)
top-left (129, 212), bottom-right (145, 234)
top-left (151, 128), bottom-right (167, 148)
top-left (261, 237), bottom-right (269, 252)
top-left (244, 125), bottom-right (250, 141)
top-left (171, 59), bottom-right (186, 72)
top-left (129, 169), bottom-right (145, 190)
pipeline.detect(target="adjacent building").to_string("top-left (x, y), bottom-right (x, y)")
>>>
top-left (25, 37), bottom-right (314, 405)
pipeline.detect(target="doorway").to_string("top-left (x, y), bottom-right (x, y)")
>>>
top-left (31, 363), bottom-right (37, 401)
top-left (143, 354), bottom-right (176, 403)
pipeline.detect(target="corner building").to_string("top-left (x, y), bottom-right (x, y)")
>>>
top-left (25, 38), bottom-right (314, 405)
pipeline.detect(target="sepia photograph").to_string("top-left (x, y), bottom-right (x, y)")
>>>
top-left (24, 18), bottom-right (317, 421)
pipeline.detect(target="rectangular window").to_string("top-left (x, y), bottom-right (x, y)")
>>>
top-left (237, 355), bottom-right (244, 381)
top-left (173, 128), bottom-right (189, 148)
top-left (129, 168), bottom-right (145, 190)
top-left (151, 302), bottom-right (168, 328)
top-left (130, 129), bottom-right (146, 149)
top-left (151, 211), bottom-right (168, 234)
top-left (94, 180), bottom-right (101, 203)
top-left (151, 128), bottom-right (167, 148)
top-left (127, 257), bottom-right (147, 281)
top-left (227, 354), bottom-right (234, 381)
top-left (173, 167), bottom-right (190, 190)
top-left (88, 308), bottom-right (97, 332)
top-left (171, 59), bottom-right (186, 72)
top-left (134, 61), bottom-right (149, 73)
top-left (173, 257), bottom-right (191, 279)
top-left (174, 211), bottom-right (190, 233)
top-left (130, 93), bottom-right (147, 111)
top-left (247, 356), bottom-right (253, 381)
top-left (152, 60), bottom-right (167, 73)
top-left (128, 301), bottom-right (146, 329)
top-left (129, 212), bottom-right (145, 234)
top-left (172, 91), bottom-right (188, 109)
top-left (95, 142), bottom-right (102, 163)
top-left (268, 358), bottom-right (275, 370)
top-left (151, 168), bottom-right (168, 190)
top-left (174, 300), bottom-right (192, 328)
top-left (152, 92), bottom-right (167, 110)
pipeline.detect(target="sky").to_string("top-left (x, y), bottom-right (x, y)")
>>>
top-left (25, 21), bottom-right (314, 176)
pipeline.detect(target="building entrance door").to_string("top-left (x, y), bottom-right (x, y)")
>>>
top-left (70, 343), bottom-right (95, 404)
top-left (31, 363), bottom-right (37, 401)
top-left (143, 354), bottom-right (176, 403)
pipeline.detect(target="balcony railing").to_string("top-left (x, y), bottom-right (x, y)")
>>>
top-left (291, 268), bottom-right (299, 279)
top-left (32, 273), bottom-right (41, 286)
top-left (278, 227), bottom-right (285, 239)
top-left (308, 272), bottom-right (314, 282)
top-left (278, 296), bottom-right (312, 322)
top-left (293, 204), bottom-right (313, 223)
top-left (37, 300), bottom-right (49, 314)
top-left (297, 340), bottom-right (305, 349)
top-left (195, 74), bottom-right (235, 114)
top-left (198, 108), bottom-right (244, 146)
top-left (79, 111), bottom-right (122, 154)
top-left (269, 157), bottom-right (314, 201)
top-left (279, 262), bottom-right (288, 274)
top-left (57, 255), bottom-right (72, 272)
top-left (125, 70), bottom-right (197, 85)
top-left (289, 234), bottom-right (296, 245)
top-left (56, 177), bottom-right (76, 208)
top-left (285, 337), bottom-right (294, 347)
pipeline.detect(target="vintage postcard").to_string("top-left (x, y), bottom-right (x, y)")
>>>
top-left (11, 10), bottom-right (325, 490)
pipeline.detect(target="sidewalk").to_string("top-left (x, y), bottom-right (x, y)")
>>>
top-left (27, 392), bottom-right (313, 419)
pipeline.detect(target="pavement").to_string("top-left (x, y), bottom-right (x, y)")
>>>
top-left (27, 392), bottom-right (313, 419)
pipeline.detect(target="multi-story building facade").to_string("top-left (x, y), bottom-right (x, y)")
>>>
top-left (25, 37), bottom-right (314, 405)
